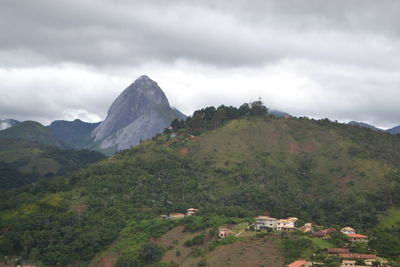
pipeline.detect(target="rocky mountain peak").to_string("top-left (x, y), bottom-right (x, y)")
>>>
top-left (91, 75), bottom-right (185, 153)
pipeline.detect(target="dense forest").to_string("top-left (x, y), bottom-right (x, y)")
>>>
top-left (1, 102), bottom-right (400, 266)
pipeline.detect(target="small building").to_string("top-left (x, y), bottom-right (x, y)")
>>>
top-left (218, 228), bottom-right (232, 238)
top-left (255, 216), bottom-right (278, 230)
top-left (186, 208), bottom-right (198, 216)
top-left (327, 248), bottom-right (349, 254)
top-left (169, 212), bottom-right (185, 220)
top-left (300, 223), bottom-right (313, 233)
top-left (341, 227), bottom-right (356, 235)
top-left (287, 259), bottom-right (312, 267)
top-left (347, 233), bottom-right (368, 243)
top-left (340, 260), bottom-right (356, 267)
top-left (312, 228), bottom-right (336, 239)
top-left (277, 219), bottom-right (296, 231)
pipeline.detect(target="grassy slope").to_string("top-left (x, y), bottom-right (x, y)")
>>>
top-left (2, 116), bottom-right (400, 265)
top-left (378, 207), bottom-right (400, 228)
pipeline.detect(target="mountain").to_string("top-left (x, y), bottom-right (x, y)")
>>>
top-left (347, 121), bottom-right (383, 131)
top-left (0, 120), bottom-right (62, 147)
top-left (48, 119), bottom-right (100, 149)
top-left (0, 119), bottom-right (20, 130)
top-left (269, 110), bottom-right (291, 117)
top-left (0, 139), bottom-right (106, 189)
top-left (91, 75), bottom-right (186, 153)
top-left (387, 125), bottom-right (400, 135)
top-left (2, 110), bottom-right (400, 266)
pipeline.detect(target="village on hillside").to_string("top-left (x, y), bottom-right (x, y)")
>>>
top-left (159, 210), bottom-right (392, 267)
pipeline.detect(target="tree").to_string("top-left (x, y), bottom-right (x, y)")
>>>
top-left (250, 100), bottom-right (268, 116)
top-left (238, 103), bottom-right (250, 116)
top-left (138, 242), bottom-right (164, 264)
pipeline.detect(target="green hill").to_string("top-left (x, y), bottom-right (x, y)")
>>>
top-left (0, 139), bottom-right (106, 189)
top-left (47, 119), bottom-right (100, 149)
top-left (0, 121), bottom-right (62, 147)
top-left (1, 112), bottom-right (400, 266)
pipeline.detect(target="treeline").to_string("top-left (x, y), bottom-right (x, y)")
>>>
top-left (169, 100), bottom-right (268, 131)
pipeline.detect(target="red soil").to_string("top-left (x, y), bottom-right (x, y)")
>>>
top-left (289, 141), bottom-right (300, 153)
top-left (180, 147), bottom-right (190, 156)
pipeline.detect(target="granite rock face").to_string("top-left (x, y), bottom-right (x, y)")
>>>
top-left (92, 75), bottom-right (186, 152)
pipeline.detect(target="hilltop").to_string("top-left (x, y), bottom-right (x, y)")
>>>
top-left (1, 108), bottom-right (400, 266)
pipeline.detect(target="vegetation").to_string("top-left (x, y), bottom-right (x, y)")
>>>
top-left (282, 238), bottom-right (313, 264)
top-left (2, 101), bottom-right (400, 265)
top-left (0, 139), bottom-right (105, 189)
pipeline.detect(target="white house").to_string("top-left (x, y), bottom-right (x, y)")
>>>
top-left (276, 219), bottom-right (296, 231)
top-left (255, 216), bottom-right (278, 230)
top-left (340, 227), bottom-right (356, 235)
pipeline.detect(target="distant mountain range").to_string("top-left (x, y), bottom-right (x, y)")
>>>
top-left (0, 120), bottom-right (62, 147)
top-left (387, 125), bottom-right (400, 134)
top-left (1, 76), bottom-right (399, 157)
top-left (47, 119), bottom-right (100, 149)
top-left (347, 121), bottom-right (384, 132)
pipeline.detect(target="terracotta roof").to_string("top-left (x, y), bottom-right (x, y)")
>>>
top-left (287, 259), bottom-right (309, 267)
top-left (347, 233), bottom-right (368, 238)
top-left (313, 228), bottom-right (336, 237)
top-left (327, 248), bottom-right (349, 254)
top-left (339, 253), bottom-right (376, 259)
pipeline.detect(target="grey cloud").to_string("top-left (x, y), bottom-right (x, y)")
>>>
top-left (0, 0), bottom-right (400, 129)
top-left (0, 0), bottom-right (399, 68)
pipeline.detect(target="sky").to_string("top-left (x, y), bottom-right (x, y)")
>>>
top-left (0, 0), bottom-right (399, 129)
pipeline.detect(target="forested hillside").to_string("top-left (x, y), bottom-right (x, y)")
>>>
top-left (1, 104), bottom-right (400, 266)
top-left (0, 139), bottom-right (106, 189)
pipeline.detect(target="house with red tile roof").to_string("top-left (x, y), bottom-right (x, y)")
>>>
top-left (287, 259), bottom-right (312, 267)
top-left (347, 233), bottom-right (368, 243)
top-left (312, 228), bottom-right (336, 239)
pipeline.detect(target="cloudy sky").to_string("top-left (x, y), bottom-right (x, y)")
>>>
top-left (0, 0), bottom-right (399, 129)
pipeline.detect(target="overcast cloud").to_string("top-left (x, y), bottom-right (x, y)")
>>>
top-left (0, 0), bottom-right (399, 128)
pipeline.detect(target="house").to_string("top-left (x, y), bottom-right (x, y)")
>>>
top-left (255, 216), bottom-right (278, 230)
top-left (340, 260), bottom-right (356, 266)
top-left (186, 208), bottom-right (198, 216)
top-left (338, 253), bottom-right (376, 260)
top-left (277, 219), bottom-right (296, 231)
top-left (312, 228), bottom-right (336, 239)
top-left (327, 248), bottom-right (349, 254)
top-left (341, 227), bottom-right (356, 235)
top-left (169, 212), bottom-right (185, 220)
top-left (218, 228), bottom-right (232, 238)
top-left (300, 223), bottom-right (313, 233)
top-left (347, 233), bottom-right (368, 243)
top-left (287, 259), bottom-right (312, 267)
